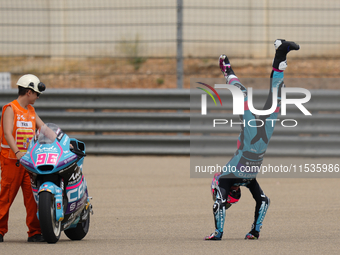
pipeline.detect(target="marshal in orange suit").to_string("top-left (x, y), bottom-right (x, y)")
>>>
top-left (0, 74), bottom-right (46, 242)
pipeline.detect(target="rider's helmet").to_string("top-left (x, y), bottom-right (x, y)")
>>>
top-left (17, 74), bottom-right (46, 94)
top-left (227, 186), bottom-right (241, 204)
top-left (210, 172), bottom-right (241, 204)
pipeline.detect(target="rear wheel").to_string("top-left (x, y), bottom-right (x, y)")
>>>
top-left (64, 208), bottom-right (90, 241)
top-left (39, 192), bottom-right (61, 243)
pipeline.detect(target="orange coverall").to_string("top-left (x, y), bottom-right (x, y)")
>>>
top-left (0, 100), bottom-right (41, 237)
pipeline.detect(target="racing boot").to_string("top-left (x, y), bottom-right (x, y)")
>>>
top-left (272, 39), bottom-right (300, 71)
top-left (245, 195), bottom-right (270, 240)
top-left (204, 230), bottom-right (223, 240)
top-left (265, 40), bottom-right (300, 115)
top-left (245, 225), bottom-right (260, 240)
top-left (204, 192), bottom-right (226, 241)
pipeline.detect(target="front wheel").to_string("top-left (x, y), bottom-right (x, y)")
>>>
top-left (39, 192), bottom-right (61, 243)
top-left (64, 208), bottom-right (90, 241)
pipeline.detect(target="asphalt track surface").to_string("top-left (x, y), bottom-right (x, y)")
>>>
top-left (1, 156), bottom-right (340, 254)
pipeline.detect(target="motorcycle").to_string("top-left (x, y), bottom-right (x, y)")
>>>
top-left (20, 123), bottom-right (93, 243)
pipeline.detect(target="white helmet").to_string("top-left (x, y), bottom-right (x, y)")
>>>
top-left (17, 74), bottom-right (46, 94)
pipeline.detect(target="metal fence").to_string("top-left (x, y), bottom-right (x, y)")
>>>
top-left (0, 89), bottom-right (339, 156)
top-left (1, 1), bottom-right (340, 88)
top-left (1, 0), bottom-right (339, 58)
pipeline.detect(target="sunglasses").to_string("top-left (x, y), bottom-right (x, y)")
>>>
top-left (29, 90), bottom-right (40, 97)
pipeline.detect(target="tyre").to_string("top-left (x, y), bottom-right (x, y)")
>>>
top-left (64, 208), bottom-right (90, 241)
top-left (39, 192), bottom-right (61, 243)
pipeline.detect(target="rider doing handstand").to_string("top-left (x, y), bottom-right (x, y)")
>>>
top-left (204, 39), bottom-right (300, 240)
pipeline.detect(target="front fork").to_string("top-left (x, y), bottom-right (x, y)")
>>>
top-left (37, 180), bottom-right (65, 222)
